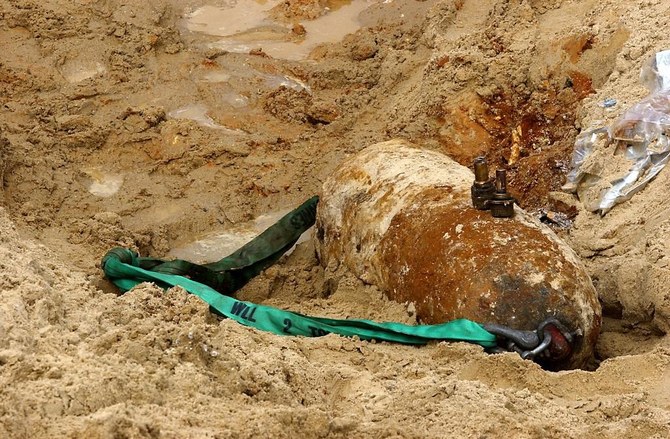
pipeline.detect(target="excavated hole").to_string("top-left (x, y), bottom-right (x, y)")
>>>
top-left (0, 11), bottom-right (662, 372)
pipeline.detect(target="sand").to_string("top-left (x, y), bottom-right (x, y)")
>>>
top-left (1, 0), bottom-right (670, 437)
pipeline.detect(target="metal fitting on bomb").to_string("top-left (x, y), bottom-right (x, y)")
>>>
top-left (489, 169), bottom-right (515, 218)
top-left (470, 157), bottom-right (495, 210)
top-left (470, 158), bottom-right (515, 218)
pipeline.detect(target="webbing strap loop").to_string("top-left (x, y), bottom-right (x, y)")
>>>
top-left (124, 196), bottom-right (320, 295)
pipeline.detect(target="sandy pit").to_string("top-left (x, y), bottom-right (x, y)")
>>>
top-left (1, 0), bottom-right (670, 437)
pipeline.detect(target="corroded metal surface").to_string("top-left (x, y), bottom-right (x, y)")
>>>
top-left (316, 140), bottom-right (601, 369)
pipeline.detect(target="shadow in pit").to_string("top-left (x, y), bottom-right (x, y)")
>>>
top-left (594, 316), bottom-right (666, 365)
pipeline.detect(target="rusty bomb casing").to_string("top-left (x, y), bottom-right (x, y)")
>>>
top-left (315, 140), bottom-right (601, 369)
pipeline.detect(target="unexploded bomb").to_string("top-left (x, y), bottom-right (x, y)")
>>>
top-left (316, 140), bottom-right (601, 370)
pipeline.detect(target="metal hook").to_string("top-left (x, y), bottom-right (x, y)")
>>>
top-left (482, 317), bottom-right (576, 364)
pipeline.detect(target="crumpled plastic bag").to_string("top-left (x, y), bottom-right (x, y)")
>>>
top-left (640, 50), bottom-right (670, 93)
top-left (611, 90), bottom-right (670, 146)
top-left (563, 50), bottom-right (670, 215)
top-left (562, 127), bottom-right (610, 193)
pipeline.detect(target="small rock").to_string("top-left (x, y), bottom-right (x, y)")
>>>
top-left (329, 417), bottom-right (357, 434)
top-left (292, 23), bottom-right (306, 36)
top-left (548, 191), bottom-right (579, 211)
top-left (407, 302), bottom-right (416, 316)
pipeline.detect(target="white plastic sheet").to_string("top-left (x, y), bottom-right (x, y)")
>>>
top-left (563, 50), bottom-right (670, 215)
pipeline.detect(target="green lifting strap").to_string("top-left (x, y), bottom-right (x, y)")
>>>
top-left (134, 196), bottom-right (320, 295)
top-left (100, 197), bottom-right (497, 348)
